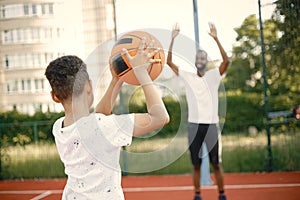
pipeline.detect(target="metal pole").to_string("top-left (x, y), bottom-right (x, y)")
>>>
top-left (33, 122), bottom-right (38, 143)
top-left (258, 0), bottom-right (273, 172)
top-left (112, 0), bottom-right (127, 175)
top-left (193, 0), bottom-right (200, 50)
top-left (193, 0), bottom-right (213, 185)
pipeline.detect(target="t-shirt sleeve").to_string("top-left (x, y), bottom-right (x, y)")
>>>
top-left (213, 67), bottom-right (222, 82)
top-left (178, 67), bottom-right (187, 77)
top-left (96, 113), bottom-right (134, 147)
top-left (178, 67), bottom-right (195, 82)
top-left (206, 68), bottom-right (222, 84)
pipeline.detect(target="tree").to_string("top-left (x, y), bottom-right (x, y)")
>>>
top-left (268, 0), bottom-right (300, 109)
top-left (225, 14), bottom-right (279, 92)
top-left (225, 0), bottom-right (300, 110)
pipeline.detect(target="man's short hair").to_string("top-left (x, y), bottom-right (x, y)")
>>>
top-left (196, 49), bottom-right (207, 56)
top-left (45, 55), bottom-right (89, 101)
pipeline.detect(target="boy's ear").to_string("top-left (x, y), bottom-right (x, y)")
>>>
top-left (87, 80), bottom-right (93, 94)
top-left (51, 91), bottom-right (61, 103)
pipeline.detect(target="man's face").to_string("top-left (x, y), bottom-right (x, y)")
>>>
top-left (195, 51), bottom-right (208, 71)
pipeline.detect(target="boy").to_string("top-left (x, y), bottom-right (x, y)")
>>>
top-left (45, 38), bottom-right (169, 199)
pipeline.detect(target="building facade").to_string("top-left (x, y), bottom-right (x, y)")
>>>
top-left (0, 0), bottom-right (115, 115)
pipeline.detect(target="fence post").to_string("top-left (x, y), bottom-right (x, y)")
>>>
top-left (33, 122), bottom-right (38, 143)
top-left (258, 0), bottom-right (273, 172)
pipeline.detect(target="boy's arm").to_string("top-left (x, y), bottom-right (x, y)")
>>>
top-left (166, 23), bottom-right (180, 76)
top-left (123, 38), bottom-right (170, 137)
top-left (208, 23), bottom-right (230, 75)
top-left (94, 75), bottom-right (123, 115)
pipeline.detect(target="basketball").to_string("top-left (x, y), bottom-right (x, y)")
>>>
top-left (110, 30), bottom-right (165, 85)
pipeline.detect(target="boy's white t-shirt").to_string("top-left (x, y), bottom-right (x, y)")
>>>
top-left (52, 113), bottom-right (134, 200)
top-left (178, 67), bottom-right (222, 124)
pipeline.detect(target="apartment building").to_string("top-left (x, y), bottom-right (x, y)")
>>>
top-left (0, 0), bottom-right (115, 115)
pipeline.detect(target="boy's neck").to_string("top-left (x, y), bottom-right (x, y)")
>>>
top-left (63, 111), bottom-right (90, 127)
top-left (62, 100), bottom-right (90, 127)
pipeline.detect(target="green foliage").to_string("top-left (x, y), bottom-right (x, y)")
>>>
top-left (222, 146), bottom-right (267, 172)
top-left (272, 133), bottom-right (300, 171)
top-left (1, 132), bottom-right (299, 179)
top-left (225, 1), bottom-right (299, 111)
top-left (223, 91), bottom-right (264, 134)
top-left (268, 0), bottom-right (300, 106)
top-left (0, 111), bottom-right (64, 146)
top-left (128, 94), bottom-right (186, 138)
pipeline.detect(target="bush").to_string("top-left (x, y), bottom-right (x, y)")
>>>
top-left (129, 96), bottom-right (187, 138)
top-left (0, 111), bottom-right (64, 146)
top-left (223, 91), bottom-right (265, 134)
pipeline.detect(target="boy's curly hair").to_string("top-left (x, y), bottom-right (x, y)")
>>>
top-left (45, 55), bottom-right (89, 101)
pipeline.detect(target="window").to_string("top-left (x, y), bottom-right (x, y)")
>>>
top-left (32, 4), bottom-right (37, 15)
top-left (31, 28), bottom-right (39, 41)
top-left (1, 5), bottom-right (5, 18)
top-left (49, 4), bottom-right (53, 14)
top-left (3, 30), bottom-right (8, 42)
top-left (6, 83), bottom-right (10, 93)
top-left (44, 53), bottom-right (53, 64)
top-left (41, 4), bottom-right (45, 14)
top-left (4, 53), bottom-right (64, 69)
top-left (44, 28), bottom-right (50, 39)
top-left (12, 29), bottom-right (17, 42)
top-left (33, 54), bottom-right (40, 67)
top-left (1, 3), bottom-right (55, 19)
top-left (17, 29), bottom-right (21, 42)
top-left (14, 80), bottom-right (18, 92)
top-left (35, 79), bottom-right (39, 90)
top-left (27, 79), bottom-right (31, 90)
top-left (22, 80), bottom-right (25, 91)
top-left (41, 79), bottom-right (44, 90)
top-left (27, 54), bottom-right (33, 66)
top-left (3, 27), bottom-right (58, 44)
top-left (5, 55), bottom-right (9, 68)
top-left (23, 5), bottom-right (29, 16)
top-left (20, 54), bottom-right (26, 66)
top-left (3, 30), bottom-right (13, 42)
top-left (56, 28), bottom-right (59, 38)
top-left (8, 30), bottom-right (13, 42)
top-left (23, 29), bottom-right (28, 41)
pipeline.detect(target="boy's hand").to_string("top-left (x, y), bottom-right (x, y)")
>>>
top-left (122, 37), bottom-right (161, 85)
top-left (122, 37), bottom-right (161, 71)
top-left (208, 22), bottom-right (218, 40)
top-left (172, 23), bottom-right (180, 39)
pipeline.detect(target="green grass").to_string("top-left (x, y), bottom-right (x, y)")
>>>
top-left (1, 132), bottom-right (299, 179)
top-left (1, 142), bottom-right (65, 179)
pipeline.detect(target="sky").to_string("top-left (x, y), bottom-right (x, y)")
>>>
top-left (115, 0), bottom-right (276, 60)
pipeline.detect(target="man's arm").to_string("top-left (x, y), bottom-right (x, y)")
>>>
top-left (166, 23), bottom-right (180, 76)
top-left (94, 75), bottom-right (123, 115)
top-left (123, 38), bottom-right (170, 137)
top-left (208, 23), bottom-right (230, 75)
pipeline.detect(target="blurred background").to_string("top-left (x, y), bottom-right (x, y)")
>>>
top-left (0, 0), bottom-right (299, 179)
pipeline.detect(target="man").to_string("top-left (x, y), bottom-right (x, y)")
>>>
top-left (167, 23), bottom-right (230, 200)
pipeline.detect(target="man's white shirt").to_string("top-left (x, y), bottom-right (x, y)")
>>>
top-left (178, 67), bottom-right (222, 124)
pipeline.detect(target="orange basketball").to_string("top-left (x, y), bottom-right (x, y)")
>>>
top-left (110, 30), bottom-right (165, 85)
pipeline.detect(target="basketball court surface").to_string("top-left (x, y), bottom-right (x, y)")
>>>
top-left (0, 172), bottom-right (299, 200)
